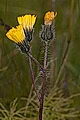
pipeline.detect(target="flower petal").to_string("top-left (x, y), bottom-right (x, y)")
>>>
top-left (6, 25), bottom-right (25, 43)
top-left (17, 14), bottom-right (37, 30)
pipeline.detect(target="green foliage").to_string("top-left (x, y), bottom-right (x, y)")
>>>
top-left (44, 88), bottom-right (80, 120)
top-left (0, 98), bottom-right (38, 120)
top-left (0, 87), bottom-right (80, 120)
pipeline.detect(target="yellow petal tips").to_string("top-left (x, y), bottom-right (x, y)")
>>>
top-left (17, 14), bottom-right (37, 30)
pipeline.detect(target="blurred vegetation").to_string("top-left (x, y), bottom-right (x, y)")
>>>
top-left (55, 0), bottom-right (80, 103)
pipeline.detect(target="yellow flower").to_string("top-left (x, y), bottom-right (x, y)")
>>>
top-left (6, 25), bottom-right (25, 44)
top-left (17, 14), bottom-right (37, 31)
top-left (44, 11), bottom-right (57, 25)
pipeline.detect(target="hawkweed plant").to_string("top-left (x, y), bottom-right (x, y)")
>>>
top-left (2, 12), bottom-right (57, 120)
top-left (0, 11), bottom-right (80, 120)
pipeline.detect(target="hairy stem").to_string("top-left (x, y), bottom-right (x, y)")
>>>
top-left (28, 51), bottom-right (40, 100)
top-left (39, 41), bottom-right (48, 120)
top-left (44, 42), bottom-right (48, 69)
top-left (27, 52), bottom-right (44, 72)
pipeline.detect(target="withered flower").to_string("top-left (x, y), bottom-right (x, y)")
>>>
top-left (40, 11), bottom-right (57, 41)
top-left (44, 11), bottom-right (57, 25)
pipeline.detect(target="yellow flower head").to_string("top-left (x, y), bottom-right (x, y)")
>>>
top-left (44, 11), bottom-right (57, 25)
top-left (6, 25), bottom-right (25, 44)
top-left (17, 14), bottom-right (37, 31)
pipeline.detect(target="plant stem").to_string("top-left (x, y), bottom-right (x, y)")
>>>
top-left (26, 42), bottom-right (48, 120)
top-left (44, 42), bottom-right (48, 69)
top-left (28, 50), bottom-right (40, 100)
top-left (39, 41), bottom-right (48, 120)
top-left (27, 52), bottom-right (44, 72)
top-left (39, 78), bottom-right (45, 120)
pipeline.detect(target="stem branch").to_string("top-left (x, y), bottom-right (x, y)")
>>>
top-left (28, 51), bottom-right (40, 100)
top-left (27, 52), bottom-right (44, 72)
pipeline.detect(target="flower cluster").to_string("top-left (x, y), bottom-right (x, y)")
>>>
top-left (40, 11), bottom-right (57, 41)
top-left (6, 14), bottom-right (37, 53)
top-left (6, 11), bottom-right (57, 53)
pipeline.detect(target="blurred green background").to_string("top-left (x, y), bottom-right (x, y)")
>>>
top-left (0, 0), bottom-right (80, 106)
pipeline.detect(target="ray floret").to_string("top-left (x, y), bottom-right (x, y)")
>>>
top-left (17, 14), bottom-right (37, 30)
top-left (6, 25), bottom-right (25, 44)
